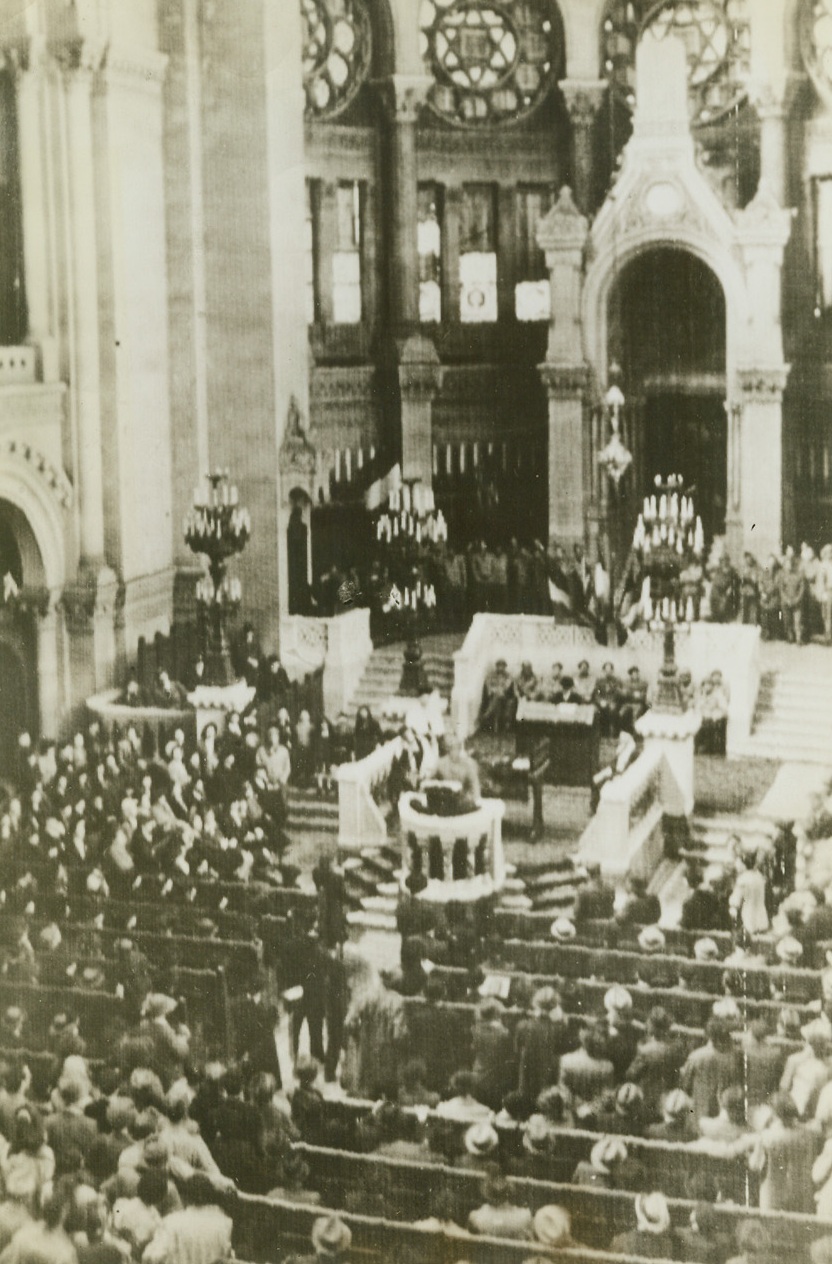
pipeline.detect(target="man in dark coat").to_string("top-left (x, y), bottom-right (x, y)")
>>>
top-left (573, 862), bottom-right (615, 922)
top-left (680, 869), bottom-right (732, 932)
top-left (514, 987), bottom-right (564, 1108)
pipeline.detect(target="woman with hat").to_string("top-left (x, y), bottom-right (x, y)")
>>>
top-left (646, 1089), bottom-right (698, 1143)
top-left (514, 987), bottom-right (566, 1109)
top-left (611, 1190), bottom-right (675, 1259)
top-left (572, 1136), bottom-right (628, 1188)
top-left (532, 1204), bottom-right (582, 1252)
top-left (459, 1121), bottom-right (500, 1172)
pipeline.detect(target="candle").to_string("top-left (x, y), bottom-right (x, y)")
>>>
top-left (345, 449), bottom-right (352, 480)
top-left (459, 445), bottom-right (466, 474)
top-left (334, 449), bottom-right (341, 482)
top-left (472, 442), bottom-right (479, 468)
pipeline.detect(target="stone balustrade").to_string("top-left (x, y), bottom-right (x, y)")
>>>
top-left (578, 746), bottom-right (666, 883)
top-left (399, 791), bottom-right (506, 902)
top-left (336, 736), bottom-right (402, 851)
top-left (450, 614), bottom-right (760, 755)
top-left (281, 606), bottom-right (374, 719)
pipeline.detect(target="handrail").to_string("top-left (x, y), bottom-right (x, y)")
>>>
top-left (336, 736), bottom-right (402, 850)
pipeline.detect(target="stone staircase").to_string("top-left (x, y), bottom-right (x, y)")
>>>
top-left (343, 850), bottom-right (588, 933)
top-left (287, 787), bottom-right (338, 835)
top-left (677, 810), bottom-right (776, 870)
top-left (344, 632), bottom-right (463, 723)
top-left (743, 667), bottom-right (832, 764)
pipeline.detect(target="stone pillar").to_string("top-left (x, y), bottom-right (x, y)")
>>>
top-left (35, 599), bottom-right (61, 738)
top-left (559, 79), bottom-right (606, 214)
top-left (61, 43), bottom-right (107, 567)
top-left (11, 39), bottom-right (58, 381)
top-left (737, 368), bottom-right (790, 561)
top-left (635, 710), bottom-right (702, 818)
top-left (537, 187), bottom-right (590, 545)
top-left (378, 74), bottom-right (432, 333)
top-left (734, 182), bottom-right (793, 559)
top-left (399, 335), bottom-right (443, 486)
top-left (748, 76), bottom-right (805, 207)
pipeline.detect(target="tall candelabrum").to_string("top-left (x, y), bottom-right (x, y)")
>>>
top-left (632, 473), bottom-right (704, 714)
top-left (184, 471), bottom-right (251, 687)
top-left (375, 477), bottom-right (447, 694)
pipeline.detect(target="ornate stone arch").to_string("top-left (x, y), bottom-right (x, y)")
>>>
top-left (0, 443), bottom-right (70, 591)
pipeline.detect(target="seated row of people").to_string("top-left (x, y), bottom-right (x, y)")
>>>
top-left (479, 659), bottom-right (650, 737)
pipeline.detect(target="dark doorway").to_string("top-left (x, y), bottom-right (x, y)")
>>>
top-left (0, 641), bottom-right (28, 778)
top-left (642, 394), bottom-right (727, 538)
top-left (611, 248), bottom-right (727, 541)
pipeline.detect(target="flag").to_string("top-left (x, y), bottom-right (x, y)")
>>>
top-left (548, 578), bottom-right (572, 611)
top-left (3, 572), bottom-right (18, 602)
top-left (364, 462), bottom-right (401, 512)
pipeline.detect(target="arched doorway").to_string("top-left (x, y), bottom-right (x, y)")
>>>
top-left (0, 498), bottom-right (47, 768)
top-left (608, 247), bottom-right (728, 539)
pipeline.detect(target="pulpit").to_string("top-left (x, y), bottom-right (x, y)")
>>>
top-left (399, 791), bottom-right (505, 903)
top-left (516, 699), bottom-right (599, 788)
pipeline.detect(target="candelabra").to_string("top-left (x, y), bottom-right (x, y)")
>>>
top-left (375, 476), bottom-right (447, 694)
top-left (184, 471), bottom-right (251, 687)
top-left (632, 473), bottom-right (704, 714)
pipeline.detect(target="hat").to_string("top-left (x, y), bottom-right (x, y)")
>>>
top-left (589, 1136), bottom-right (628, 1173)
top-left (550, 917), bottom-right (576, 942)
top-left (464, 1121), bottom-right (499, 1156)
top-left (533, 1205), bottom-right (572, 1247)
top-left (531, 986), bottom-right (559, 1014)
top-left (523, 1114), bottom-right (552, 1154)
top-left (141, 993), bottom-right (177, 1020)
top-left (311, 1215), bottom-right (352, 1257)
top-left (604, 985), bottom-right (632, 1014)
top-left (3, 1006), bottom-right (22, 1026)
top-left (635, 1191), bottom-right (671, 1235)
top-left (616, 1083), bottom-right (644, 1112)
top-left (664, 1089), bottom-right (693, 1119)
top-left (693, 937), bottom-right (720, 962)
top-left (776, 935), bottom-right (803, 964)
top-left (712, 997), bottom-right (740, 1021)
top-left (38, 924), bottom-right (62, 951)
top-left (638, 925), bottom-right (666, 953)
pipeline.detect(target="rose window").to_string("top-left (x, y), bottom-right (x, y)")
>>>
top-left (602, 0), bottom-right (751, 126)
top-left (419, 0), bottom-right (563, 127)
top-left (302, 0), bottom-right (373, 119)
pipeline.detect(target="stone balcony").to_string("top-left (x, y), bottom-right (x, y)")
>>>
top-left (0, 348), bottom-right (66, 471)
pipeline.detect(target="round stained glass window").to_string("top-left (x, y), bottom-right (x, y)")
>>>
top-left (804, 0), bottom-right (832, 99)
top-left (302, 0), bottom-right (373, 119)
top-left (602, 0), bottom-right (750, 126)
top-left (419, 0), bottom-right (562, 127)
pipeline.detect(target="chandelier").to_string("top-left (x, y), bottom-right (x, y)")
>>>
top-left (375, 476), bottom-right (447, 693)
top-left (184, 471), bottom-right (251, 688)
top-left (632, 473), bottom-right (704, 712)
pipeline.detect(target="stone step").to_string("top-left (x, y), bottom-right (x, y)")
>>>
top-left (347, 909), bottom-right (398, 932)
top-left (740, 739), bottom-right (832, 765)
top-left (361, 894), bottom-right (398, 914)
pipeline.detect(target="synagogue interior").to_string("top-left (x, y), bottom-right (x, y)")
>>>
top-left (6, 0), bottom-right (832, 1262)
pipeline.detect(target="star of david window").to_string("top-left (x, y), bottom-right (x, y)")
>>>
top-left (419, 0), bottom-right (563, 128)
top-left (602, 0), bottom-right (751, 127)
top-left (302, 0), bottom-right (373, 119)
top-left (803, 1), bottom-right (832, 101)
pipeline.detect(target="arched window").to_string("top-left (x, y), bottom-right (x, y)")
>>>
top-left (602, 0), bottom-right (751, 126)
top-left (804, 0), bottom-right (832, 99)
top-left (419, 0), bottom-right (564, 128)
top-left (301, 0), bottom-right (373, 118)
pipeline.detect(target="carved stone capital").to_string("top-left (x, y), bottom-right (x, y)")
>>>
top-left (59, 567), bottom-right (119, 632)
top-left (15, 586), bottom-right (53, 619)
top-left (536, 186), bottom-right (589, 253)
top-left (737, 365), bottom-right (791, 403)
top-left (746, 72), bottom-right (806, 121)
top-left (398, 335), bottom-right (443, 403)
top-left (538, 362), bottom-right (591, 400)
top-left (279, 395), bottom-right (317, 491)
top-left (375, 74), bottom-right (433, 125)
top-left (51, 38), bottom-right (107, 81)
top-left (559, 78), bottom-right (607, 128)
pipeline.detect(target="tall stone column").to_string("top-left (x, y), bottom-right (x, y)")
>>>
top-left (378, 75), bottom-right (431, 333)
top-left (34, 597), bottom-right (61, 737)
top-left (737, 368), bottom-right (790, 562)
top-left (60, 42), bottom-right (107, 569)
top-left (733, 183), bottom-right (793, 560)
top-left (399, 335), bottom-right (443, 485)
top-left (748, 75), bottom-right (804, 207)
top-left (537, 187), bottom-right (590, 546)
top-left (559, 80), bottom-right (606, 214)
top-left (10, 39), bottom-right (58, 381)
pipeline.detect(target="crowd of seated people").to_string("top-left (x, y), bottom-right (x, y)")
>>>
top-left (5, 703), bottom-right (832, 1264)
